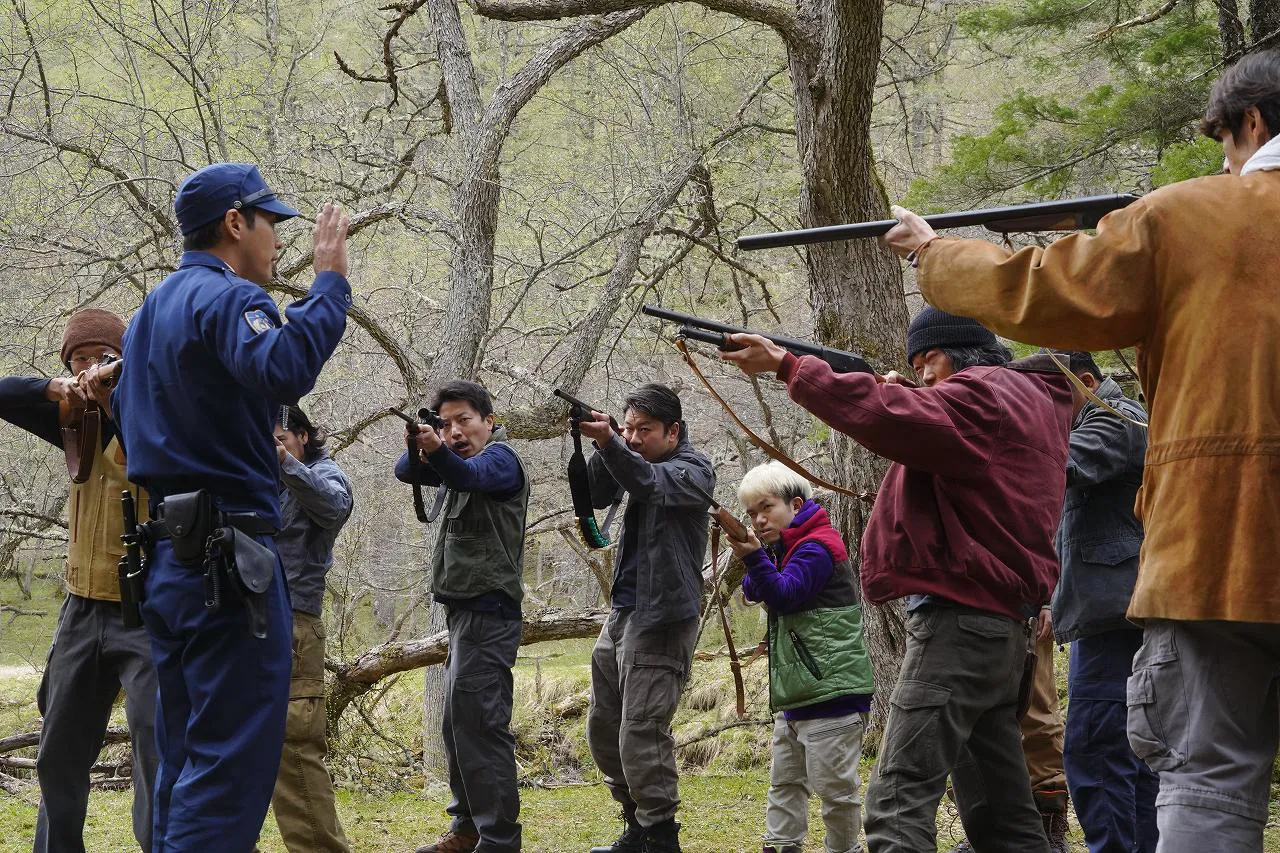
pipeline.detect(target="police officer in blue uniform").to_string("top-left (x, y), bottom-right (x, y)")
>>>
top-left (112, 162), bottom-right (352, 852)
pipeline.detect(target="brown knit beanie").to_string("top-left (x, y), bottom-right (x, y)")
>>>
top-left (61, 308), bottom-right (126, 366)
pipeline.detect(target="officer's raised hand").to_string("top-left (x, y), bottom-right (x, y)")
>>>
top-left (313, 202), bottom-right (350, 278)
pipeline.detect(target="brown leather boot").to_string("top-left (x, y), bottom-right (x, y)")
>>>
top-left (1042, 807), bottom-right (1070, 853)
top-left (415, 829), bottom-right (480, 853)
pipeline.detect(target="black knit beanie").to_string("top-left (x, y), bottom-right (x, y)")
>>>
top-left (906, 306), bottom-right (997, 363)
top-left (61, 308), bottom-right (126, 366)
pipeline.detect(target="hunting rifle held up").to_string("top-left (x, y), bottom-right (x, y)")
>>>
top-left (736, 193), bottom-right (1140, 251)
top-left (642, 304), bottom-right (874, 375)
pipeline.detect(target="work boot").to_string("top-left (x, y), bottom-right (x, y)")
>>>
top-left (415, 829), bottom-right (479, 853)
top-left (944, 841), bottom-right (973, 853)
top-left (642, 820), bottom-right (681, 853)
top-left (1042, 807), bottom-right (1070, 853)
top-left (589, 810), bottom-right (646, 853)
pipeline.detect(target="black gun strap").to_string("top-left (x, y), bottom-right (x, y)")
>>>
top-left (411, 481), bottom-right (428, 522)
top-left (567, 416), bottom-right (610, 549)
top-left (427, 485), bottom-right (448, 523)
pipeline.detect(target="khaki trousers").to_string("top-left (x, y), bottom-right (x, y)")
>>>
top-left (765, 712), bottom-right (867, 853)
top-left (271, 611), bottom-right (351, 853)
top-left (1021, 631), bottom-right (1067, 806)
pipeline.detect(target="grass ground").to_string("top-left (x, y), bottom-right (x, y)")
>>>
top-left (4, 579), bottom-right (1280, 851)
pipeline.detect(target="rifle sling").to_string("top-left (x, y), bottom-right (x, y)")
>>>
top-left (709, 524), bottom-right (746, 720)
top-left (567, 417), bottom-right (611, 548)
top-left (1045, 351), bottom-right (1148, 428)
top-left (62, 405), bottom-right (102, 485)
top-left (674, 340), bottom-right (867, 501)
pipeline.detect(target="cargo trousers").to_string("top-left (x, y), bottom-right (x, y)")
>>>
top-left (1127, 619), bottom-right (1280, 853)
top-left (864, 604), bottom-right (1049, 853)
top-left (587, 609), bottom-right (700, 828)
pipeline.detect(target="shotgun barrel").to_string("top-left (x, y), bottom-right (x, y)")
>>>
top-left (641, 304), bottom-right (874, 375)
top-left (736, 193), bottom-right (1141, 251)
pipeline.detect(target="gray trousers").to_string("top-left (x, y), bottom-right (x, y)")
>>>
top-left (33, 593), bottom-right (158, 853)
top-left (443, 608), bottom-right (522, 852)
top-left (1127, 619), bottom-right (1280, 853)
top-left (586, 609), bottom-right (699, 828)
top-left (864, 605), bottom-right (1048, 853)
top-left (765, 712), bottom-right (867, 853)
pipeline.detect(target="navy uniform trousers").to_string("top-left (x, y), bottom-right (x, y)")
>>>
top-left (1065, 629), bottom-right (1159, 853)
top-left (141, 537), bottom-right (292, 852)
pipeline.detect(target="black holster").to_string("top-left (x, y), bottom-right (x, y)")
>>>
top-left (117, 556), bottom-right (145, 629)
top-left (206, 526), bottom-right (275, 639)
top-left (148, 490), bottom-right (276, 640)
top-left (160, 490), bottom-right (214, 564)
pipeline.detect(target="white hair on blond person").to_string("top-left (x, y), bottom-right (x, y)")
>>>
top-left (737, 460), bottom-right (813, 508)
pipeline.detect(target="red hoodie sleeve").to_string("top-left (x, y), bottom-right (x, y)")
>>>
top-left (778, 352), bottom-right (999, 478)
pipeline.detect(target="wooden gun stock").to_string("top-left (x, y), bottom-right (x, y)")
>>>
top-left (711, 506), bottom-right (752, 544)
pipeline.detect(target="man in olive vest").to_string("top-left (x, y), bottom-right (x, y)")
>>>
top-left (394, 380), bottom-right (530, 853)
top-left (0, 309), bottom-right (156, 853)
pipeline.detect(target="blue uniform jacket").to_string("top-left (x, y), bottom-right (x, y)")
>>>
top-left (114, 251), bottom-right (351, 526)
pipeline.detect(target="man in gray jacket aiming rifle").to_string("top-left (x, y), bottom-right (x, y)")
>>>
top-left (576, 383), bottom-right (714, 853)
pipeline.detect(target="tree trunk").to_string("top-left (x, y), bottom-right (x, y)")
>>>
top-left (1217, 0), bottom-right (1247, 57)
top-left (788, 0), bottom-right (911, 742)
top-left (1250, 0), bottom-right (1280, 49)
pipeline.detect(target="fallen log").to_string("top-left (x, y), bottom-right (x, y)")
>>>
top-left (325, 609), bottom-right (608, 728)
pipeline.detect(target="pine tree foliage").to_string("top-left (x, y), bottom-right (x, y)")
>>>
top-left (906, 0), bottom-right (1280, 208)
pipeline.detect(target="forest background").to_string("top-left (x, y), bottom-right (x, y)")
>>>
top-left (0, 0), bottom-right (1273, 849)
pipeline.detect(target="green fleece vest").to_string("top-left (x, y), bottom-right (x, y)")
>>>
top-left (430, 429), bottom-right (529, 603)
top-left (768, 556), bottom-right (875, 712)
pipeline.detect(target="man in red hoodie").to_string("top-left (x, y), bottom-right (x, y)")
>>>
top-left (721, 307), bottom-right (1073, 853)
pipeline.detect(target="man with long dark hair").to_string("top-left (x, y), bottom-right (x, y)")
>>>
top-left (720, 308), bottom-right (1073, 853)
top-left (269, 405), bottom-right (354, 851)
top-left (884, 50), bottom-right (1280, 851)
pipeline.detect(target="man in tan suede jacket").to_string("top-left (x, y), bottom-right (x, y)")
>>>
top-left (883, 51), bottom-right (1280, 852)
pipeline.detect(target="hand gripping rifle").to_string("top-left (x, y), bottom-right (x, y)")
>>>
top-left (736, 193), bottom-right (1140, 251)
top-left (641, 304), bottom-right (874, 375)
top-left (553, 389), bottom-right (623, 550)
top-left (642, 305), bottom-right (870, 501)
top-left (61, 355), bottom-right (123, 484)
top-left (389, 407), bottom-right (448, 523)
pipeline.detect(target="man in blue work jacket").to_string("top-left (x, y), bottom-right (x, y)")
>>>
top-left (112, 162), bottom-right (351, 852)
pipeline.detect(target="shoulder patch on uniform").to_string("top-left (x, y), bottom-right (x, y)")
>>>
top-left (244, 309), bottom-right (276, 334)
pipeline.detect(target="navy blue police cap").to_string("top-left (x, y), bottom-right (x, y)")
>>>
top-left (175, 163), bottom-right (301, 235)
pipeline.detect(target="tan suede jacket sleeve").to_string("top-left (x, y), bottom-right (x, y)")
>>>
top-left (916, 199), bottom-right (1160, 351)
